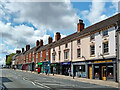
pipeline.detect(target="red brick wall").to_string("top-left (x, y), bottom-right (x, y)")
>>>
top-left (34, 53), bottom-right (36, 64)
top-left (38, 52), bottom-right (40, 62)
top-left (28, 54), bottom-right (29, 63)
top-left (48, 49), bottom-right (50, 61)
top-left (42, 50), bottom-right (46, 62)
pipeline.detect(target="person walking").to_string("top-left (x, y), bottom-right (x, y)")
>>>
top-left (68, 68), bottom-right (71, 76)
top-left (53, 67), bottom-right (56, 76)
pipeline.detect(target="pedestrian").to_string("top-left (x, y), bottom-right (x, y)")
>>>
top-left (53, 67), bottom-right (56, 76)
top-left (46, 69), bottom-right (48, 75)
top-left (68, 68), bottom-right (71, 76)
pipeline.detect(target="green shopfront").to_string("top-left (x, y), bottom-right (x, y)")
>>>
top-left (37, 61), bottom-right (50, 74)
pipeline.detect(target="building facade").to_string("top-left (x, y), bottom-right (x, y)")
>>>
top-left (12, 13), bottom-right (120, 82)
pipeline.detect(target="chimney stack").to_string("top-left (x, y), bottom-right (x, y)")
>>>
top-left (40, 40), bottom-right (43, 46)
top-left (36, 40), bottom-right (39, 47)
top-left (16, 50), bottom-right (21, 54)
top-left (16, 50), bottom-right (19, 54)
top-left (77, 19), bottom-right (84, 32)
top-left (48, 37), bottom-right (53, 44)
top-left (55, 32), bottom-right (61, 41)
top-left (18, 50), bottom-right (21, 53)
top-left (22, 48), bottom-right (24, 52)
top-left (26, 45), bottom-right (30, 51)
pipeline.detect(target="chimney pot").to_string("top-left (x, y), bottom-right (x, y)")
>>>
top-left (48, 37), bottom-right (53, 44)
top-left (77, 19), bottom-right (84, 32)
top-left (22, 48), bottom-right (24, 52)
top-left (40, 40), bottom-right (43, 46)
top-left (36, 40), bottom-right (39, 47)
top-left (55, 32), bottom-right (61, 41)
top-left (26, 45), bottom-right (30, 51)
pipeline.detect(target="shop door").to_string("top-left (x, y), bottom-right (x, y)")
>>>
top-left (102, 66), bottom-right (106, 80)
top-left (89, 66), bottom-right (92, 79)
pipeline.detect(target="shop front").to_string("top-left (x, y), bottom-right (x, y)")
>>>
top-left (72, 62), bottom-right (87, 78)
top-left (37, 62), bottom-right (43, 73)
top-left (18, 64), bottom-right (22, 70)
top-left (61, 61), bottom-right (71, 76)
top-left (31, 62), bottom-right (35, 71)
top-left (50, 63), bottom-right (60, 74)
top-left (88, 59), bottom-right (116, 81)
top-left (43, 61), bottom-right (50, 74)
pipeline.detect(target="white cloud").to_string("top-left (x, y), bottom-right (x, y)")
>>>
top-left (2, 1), bottom-right (79, 33)
top-left (87, 0), bottom-right (107, 24)
top-left (0, 21), bottom-right (50, 49)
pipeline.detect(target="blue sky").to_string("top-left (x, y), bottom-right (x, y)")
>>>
top-left (0, 0), bottom-right (119, 65)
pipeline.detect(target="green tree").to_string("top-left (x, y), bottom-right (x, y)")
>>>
top-left (6, 53), bottom-right (15, 65)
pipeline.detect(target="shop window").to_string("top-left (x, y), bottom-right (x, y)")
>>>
top-left (103, 42), bottom-right (109, 54)
top-left (90, 34), bottom-right (95, 41)
top-left (94, 66), bottom-right (99, 79)
top-left (90, 45), bottom-right (95, 55)
top-left (103, 29), bottom-right (108, 36)
top-left (64, 51), bottom-right (69, 60)
top-left (107, 65), bottom-right (113, 79)
top-left (77, 49), bottom-right (81, 58)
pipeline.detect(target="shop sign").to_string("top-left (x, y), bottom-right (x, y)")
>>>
top-left (94, 60), bottom-right (112, 63)
top-left (38, 62), bottom-right (43, 65)
top-left (62, 62), bottom-right (71, 65)
top-left (51, 64), bottom-right (57, 66)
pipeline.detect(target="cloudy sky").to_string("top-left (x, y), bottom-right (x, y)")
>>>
top-left (0, 0), bottom-right (119, 65)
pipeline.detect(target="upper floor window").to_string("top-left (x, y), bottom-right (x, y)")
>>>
top-left (77, 49), bottom-right (81, 58)
top-left (59, 46), bottom-right (60, 50)
top-left (32, 52), bottom-right (34, 62)
top-left (77, 39), bottom-right (81, 44)
top-left (90, 45), bottom-right (95, 55)
top-left (64, 51), bottom-right (69, 60)
top-left (65, 43), bottom-right (68, 48)
top-left (90, 34), bottom-right (95, 41)
top-left (53, 54), bottom-right (55, 61)
top-left (46, 50), bottom-right (48, 60)
top-left (59, 51), bottom-right (61, 60)
top-left (41, 51), bottom-right (42, 61)
top-left (53, 48), bottom-right (55, 51)
top-left (103, 29), bottom-right (108, 36)
top-left (103, 42), bottom-right (109, 54)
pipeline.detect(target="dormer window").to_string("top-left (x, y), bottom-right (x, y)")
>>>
top-left (90, 34), bottom-right (95, 41)
top-left (103, 29), bottom-right (108, 36)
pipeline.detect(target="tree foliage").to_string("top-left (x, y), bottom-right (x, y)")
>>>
top-left (6, 53), bottom-right (15, 65)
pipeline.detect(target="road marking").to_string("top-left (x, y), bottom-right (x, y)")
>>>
top-left (31, 82), bottom-right (44, 88)
top-left (34, 81), bottom-right (51, 89)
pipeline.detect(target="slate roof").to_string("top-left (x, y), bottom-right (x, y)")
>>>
top-left (30, 13), bottom-right (120, 53)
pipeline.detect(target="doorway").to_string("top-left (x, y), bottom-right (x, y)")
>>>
top-left (89, 66), bottom-right (92, 79)
top-left (102, 66), bottom-right (106, 80)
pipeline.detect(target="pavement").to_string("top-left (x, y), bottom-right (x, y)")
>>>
top-left (1, 69), bottom-right (119, 89)
top-left (16, 69), bottom-right (118, 88)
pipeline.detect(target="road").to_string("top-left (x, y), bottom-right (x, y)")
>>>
top-left (0, 69), bottom-right (116, 89)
